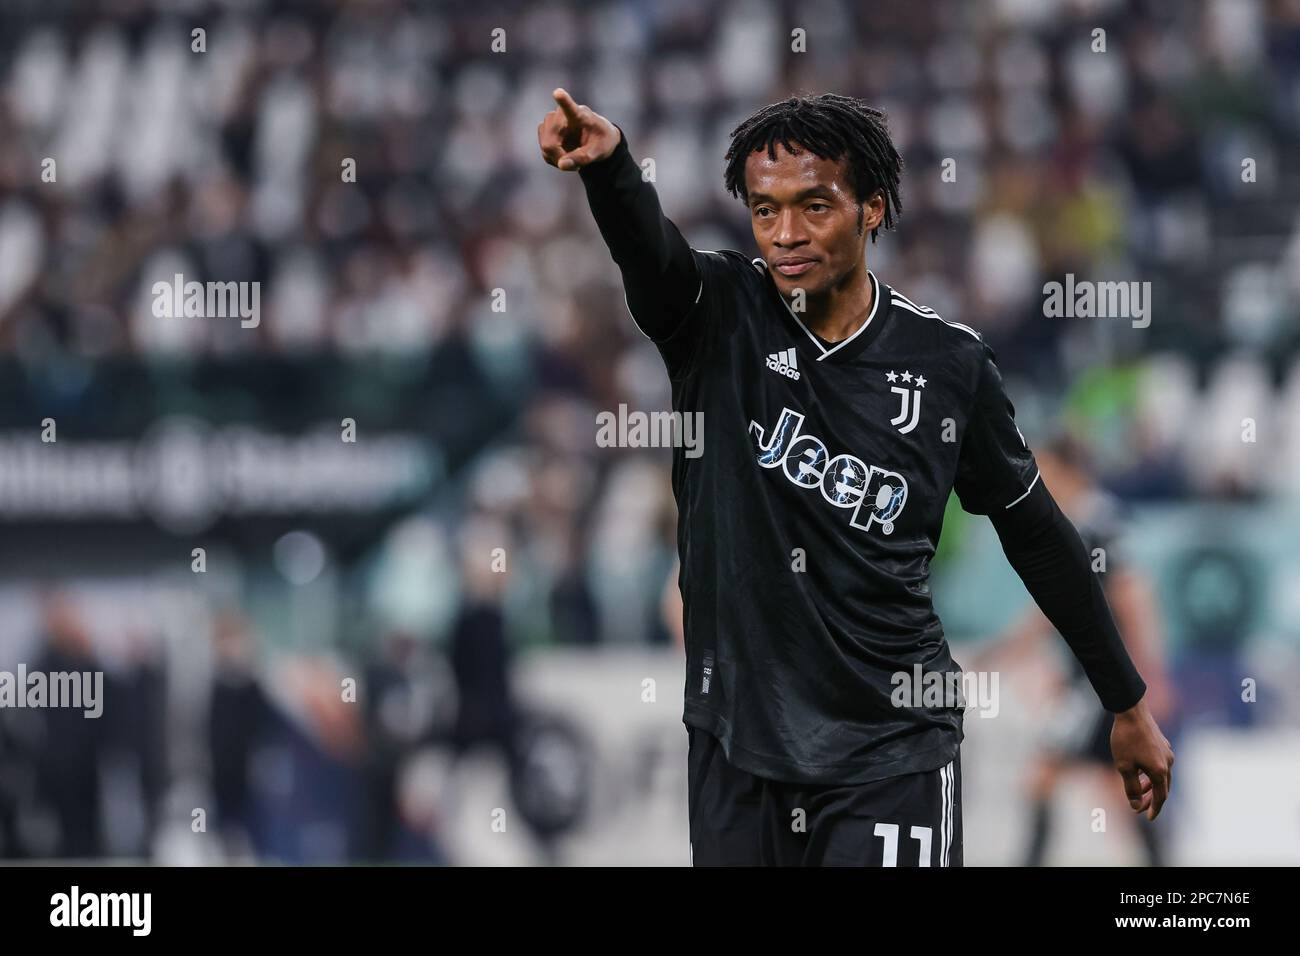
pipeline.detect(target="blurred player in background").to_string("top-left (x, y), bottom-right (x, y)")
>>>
top-left (976, 434), bottom-right (1175, 865)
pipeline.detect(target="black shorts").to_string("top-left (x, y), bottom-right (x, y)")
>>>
top-left (687, 726), bottom-right (963, 866)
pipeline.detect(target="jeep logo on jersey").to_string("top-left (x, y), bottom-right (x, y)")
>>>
top-left (748, 406), bottom-right (908, 535)
top-left (765, 348), bottom-right (800, 381)
top-left (886, 369), bottom-right (926, 435)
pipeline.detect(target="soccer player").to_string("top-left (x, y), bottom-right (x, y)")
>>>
top-left (538, 89), bottom-right (1175, 866)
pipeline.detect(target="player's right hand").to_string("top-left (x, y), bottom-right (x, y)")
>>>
top-left (538, 88), bottom-right (620, 171)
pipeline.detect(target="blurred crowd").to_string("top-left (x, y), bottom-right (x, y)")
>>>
top-left (0, 589), bottom-right (539, 862)
top-left (0, 0), bottom-right (1296, 472)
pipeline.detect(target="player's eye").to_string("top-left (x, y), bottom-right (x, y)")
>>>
top-left (754, 206), bottom-right (774, 218)
top-left (807, 202), bottom-right (830, 213)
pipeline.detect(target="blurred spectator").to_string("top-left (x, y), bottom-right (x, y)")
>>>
top-left (207, 609), bottom-right (272, 857)
top-left (26, 593), bottom-right (110, 859)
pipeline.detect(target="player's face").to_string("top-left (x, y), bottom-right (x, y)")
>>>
top-left (744, 141), bottom-right (883, 296)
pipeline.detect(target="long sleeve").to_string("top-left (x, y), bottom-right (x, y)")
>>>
top-left (954, 338), bottom-right (1146, 713)
top-left (577, 125), bottom-right (703, 342)
top-left (988, 478), bottom-right (1148, 713)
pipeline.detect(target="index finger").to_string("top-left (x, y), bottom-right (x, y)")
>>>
top-left (552, 88), bottom-right (583, 126)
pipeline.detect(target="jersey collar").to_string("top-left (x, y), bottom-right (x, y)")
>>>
top-left (756, 261), bottom-right (891, 365)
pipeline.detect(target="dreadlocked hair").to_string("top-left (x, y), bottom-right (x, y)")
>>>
top-left (723, 93), bottom-right (903, 242)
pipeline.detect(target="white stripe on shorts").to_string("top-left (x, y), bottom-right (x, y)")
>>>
top-left (946, 760), bottom-right (955, 866)
top-left (939, 761), bottom-right (955, 867)
top-left (939, 763), bottom-right (948, 867)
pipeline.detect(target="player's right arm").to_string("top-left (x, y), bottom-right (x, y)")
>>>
top-left (538, 88), bottom-right (703, 343)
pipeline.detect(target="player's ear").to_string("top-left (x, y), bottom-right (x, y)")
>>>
top-left (864, 190), bottom-right (886, 231)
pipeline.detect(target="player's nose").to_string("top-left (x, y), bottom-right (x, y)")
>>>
top-left (773, 210), bottom-right (808, 248)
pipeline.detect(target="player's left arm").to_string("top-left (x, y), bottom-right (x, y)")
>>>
top-left (1105, 568), bottom-right (1174, 724)
top-left (987, 481), bottom-right (1175, 820)
top-left (954, 341), bottom-right (1175, 820)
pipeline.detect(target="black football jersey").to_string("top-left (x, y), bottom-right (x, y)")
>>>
top-left (658, 248), bottom-right (1041, 786)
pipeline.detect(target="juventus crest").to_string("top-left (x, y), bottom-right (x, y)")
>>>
top-left (886, 369), bottom-right (927, 434)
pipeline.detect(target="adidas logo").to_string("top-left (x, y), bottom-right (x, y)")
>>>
top-left (765, 348), bottom-right (801, 381)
